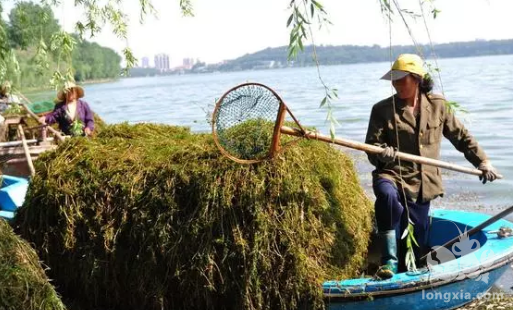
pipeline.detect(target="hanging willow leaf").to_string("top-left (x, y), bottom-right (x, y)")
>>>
top-left (403, 223), bottom-right (419, 272)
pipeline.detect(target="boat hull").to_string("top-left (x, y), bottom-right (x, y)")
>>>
top-left (323, 210), bottom-right (513, 310)
top-left (0, 175), bottom-right (29, 220)
top-left (325, 263), bottom-right (509, 310)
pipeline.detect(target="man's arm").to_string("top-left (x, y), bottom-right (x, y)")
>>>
top-left (443, 110), bottom-right (487, 168)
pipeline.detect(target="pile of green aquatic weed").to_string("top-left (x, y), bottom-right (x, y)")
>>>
top-left (0, 219), bottom-right (66, 310)
top-left (15, 122), bottom-right (373, 310)
top-left (92, 112), bottom-right (106, 133)
top-left (216, 118), bottom-right (278, 161)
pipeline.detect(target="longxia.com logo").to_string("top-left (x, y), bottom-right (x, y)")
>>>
top-left (425, 221), bottom-right (498, 284)
top-left (421, 290), bottom-right (505, 303)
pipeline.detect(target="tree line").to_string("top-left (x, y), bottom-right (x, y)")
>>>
top-left (1, 2), bottom-right (121, 89)
top-left (215, 39), bottom-right (513, 71)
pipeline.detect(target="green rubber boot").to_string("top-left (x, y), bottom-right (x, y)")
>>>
top-left (376, 230), bottom-right (398, 280)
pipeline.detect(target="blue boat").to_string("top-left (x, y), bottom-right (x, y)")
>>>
top-left (0, 175), bottom-right (29, 220)
top-left (323, 209), bottom-right (513, 310)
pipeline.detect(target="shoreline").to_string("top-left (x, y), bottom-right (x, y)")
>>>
top-left (20, 78), bottom-right (118, 95)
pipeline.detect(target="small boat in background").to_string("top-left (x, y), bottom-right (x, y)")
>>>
top-left (323, 209), bottom-right (513, 310)
top-left (0, 101), bottom-right (62, 177)
top-left (0, 137), bottom-right (57, 177)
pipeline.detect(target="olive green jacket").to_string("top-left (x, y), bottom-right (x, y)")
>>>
top-left (365, 93), bottom-right (487, 202)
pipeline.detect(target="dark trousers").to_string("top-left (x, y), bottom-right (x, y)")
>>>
top-left (373, 178), bottom-right (431, 270)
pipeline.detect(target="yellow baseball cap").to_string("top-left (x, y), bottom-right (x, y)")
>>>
top-left (381, 54), bottom-right (426, 81)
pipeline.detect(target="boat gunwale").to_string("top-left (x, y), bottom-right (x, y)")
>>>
top-left (323, 254), bottom-right (513, 300)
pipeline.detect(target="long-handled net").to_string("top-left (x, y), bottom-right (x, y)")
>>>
top-left (211, 82), bottom-right (503, 181)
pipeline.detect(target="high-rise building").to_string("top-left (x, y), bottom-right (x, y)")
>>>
top-left (141, 57), bottom-right (150, 68)
top-left (183, 58), bottom-right (195, 70)
top-left (154, 54), bottom-right (170, 72)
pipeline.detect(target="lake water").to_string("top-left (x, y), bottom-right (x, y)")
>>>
top-left (31, 54), bottom-right (513, 292)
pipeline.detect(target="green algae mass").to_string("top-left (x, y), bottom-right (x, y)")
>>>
top-left (0, 219), bottom-right (66, 310)
top-left (15, 122), bottom-right (373, 310)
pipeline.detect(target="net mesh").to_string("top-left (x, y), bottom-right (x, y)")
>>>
top-left (213, 84), bottom-right (281, 161)
top-left (27, 101), bottom-right (55, 115)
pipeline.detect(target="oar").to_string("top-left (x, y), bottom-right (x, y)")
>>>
top-left (420, 205), bottom-right (513, 263)
top-left (16, 93), bottom-right (65, 142)
top-left (281, 126), bottom-right (504, 179)
top-left (17, 124), bottom-right (36, 177)
top-left (0, 137), bottom-right (55, 148)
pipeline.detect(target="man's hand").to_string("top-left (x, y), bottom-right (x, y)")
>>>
top-left (478, 160), bottom-right (499, 184)
top-left (377, 146), bottom-right (396, 163)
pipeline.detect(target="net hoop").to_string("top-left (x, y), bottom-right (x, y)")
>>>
top-left (211, 82), bottom-right (286, 164)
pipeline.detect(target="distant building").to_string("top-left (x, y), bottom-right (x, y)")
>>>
top-left (141, 57), bottom-right (149, 68)
top-left (183, 58), bottom-right (195, 70)
top-left (154, 54), bottom-right (170, 72)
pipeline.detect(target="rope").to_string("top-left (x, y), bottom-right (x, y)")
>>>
top-left (417, 0), bottom-right (445, 95)
top-left (387, 1), bottom-right (417, 272)
top-left (392, 0), bottom-right (446, 96)
top-left (387, 1), bottom-right (411, 229)
top-left (392, 0), bottom-right (425, 57)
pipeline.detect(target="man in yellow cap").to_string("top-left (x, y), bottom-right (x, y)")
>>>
top-left (365, 54), bottom-right (499, 279)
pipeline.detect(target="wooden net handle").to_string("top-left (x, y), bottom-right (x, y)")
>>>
top-left (280, 125), bottom-right (503, 179)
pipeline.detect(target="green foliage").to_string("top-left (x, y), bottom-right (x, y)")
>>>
top-left (179, 0), bottom-right (194, 16)
top-left (0, 1), bottom-right (123, 91)
top-left (11, 34), bottom-right (120, 89)
top-left (121, 48), bottom-right (136, 76)
top-left (16, 123), bottom-right (374, 310)
top-left (72, 38), bottom-right (122, 81)
top-left (7, 2), bottom-right (60, 50)
top-left (139, 0), bottom-right (157, 21)
top-left (219, 39), bottom-right (513, 70)
top-left (72, 0), bottom-right (143, 74)
top-left (287, 0), bottom-right (330, 61)
top-left (70, 119), bottom-right (85, 136)
top-left (3, 103), bottom-right (23, 115)
top-left (33, 39), bottom-right (50, 76)
top-left (286, 0), bottom-right (340, 136)
top-left (401, 222), bottom-right (419, 272)
top-left (321, 88), bottom-right (339, 139)
top-left (0, 49), bottom-right (21, 87)
top-left (446, 100), bottom-right (467, 114)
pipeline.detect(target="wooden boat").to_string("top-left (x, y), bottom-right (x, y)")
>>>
top-left (323, 209), bottom-right (513, 310)
top-left (0, 138), bottom-right (57, 177)
top-left (0, 105), bottom-right (63, 177)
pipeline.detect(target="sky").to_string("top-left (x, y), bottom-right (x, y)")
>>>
top-left (4, 0), bottom-right (513, 67)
